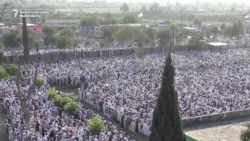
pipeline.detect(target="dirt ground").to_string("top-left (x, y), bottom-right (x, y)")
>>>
top-left (184, 117), bottom-right (250, 141)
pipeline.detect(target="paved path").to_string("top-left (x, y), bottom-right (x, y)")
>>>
top-left (184, 116), bottom-right (250, 141)
top-left (0, 113), bottom-right (8, 141)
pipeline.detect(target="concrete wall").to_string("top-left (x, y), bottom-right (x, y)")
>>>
top-left (182, 108), bottom-right (250, 128)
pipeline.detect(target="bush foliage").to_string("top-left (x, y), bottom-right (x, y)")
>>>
top-left (89, 117), bottom-right (105, 135)
top-left (0, 66), bottom-right (9, 80)
top-left (48, 87), bottom-right (79, 115)
top-left (5, 64), bottom-right (19, 76)
top-left (48, 87), bottom-right (57, 99)
top-left (36, 76), bottom-right (45, 87)
top-left (65, 101), bottom-right (80, 115)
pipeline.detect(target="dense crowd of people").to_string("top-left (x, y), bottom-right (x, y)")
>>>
top-left (1, 78), bottom-right (136, 140)
top-left (1, 48), bottom-right (250, 139)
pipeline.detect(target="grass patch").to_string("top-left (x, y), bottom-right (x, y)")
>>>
top-left (186, 135), bottom-right (197, 141)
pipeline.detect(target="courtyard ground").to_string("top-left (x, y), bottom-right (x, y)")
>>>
top-left (184, 116), bottom-right (250, 141)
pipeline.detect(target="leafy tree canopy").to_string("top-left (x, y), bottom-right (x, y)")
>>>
top-left (80, 16), bottom-right (100, 26)
top-left (121, 15), bottom-right (139, 24)
top-left (2, 30), bottom-right (22, 48)
top-left (120, 3), bottom-right (129, 13)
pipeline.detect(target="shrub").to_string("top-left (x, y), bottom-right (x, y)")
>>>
top-left (0, 66), bottom-right (9, 80)
top-left (61, 96), bottom-right (73, 106)
top-left (53, 95), bottom-right (73, 109)
top-left (241, 124), bottom-right (250, 141)
top-left (36, 76), bottom-right (45, 87)
top-left (53, 95), bottom-right (65, 108)
top-left (48, 87), bottom-right (57, 99)
top-left (89, 117), bottom-right (105, 135)
top-left (5, 64), bottom-right (18, 76)
top-left (65, 101), bottom-right (79, 115)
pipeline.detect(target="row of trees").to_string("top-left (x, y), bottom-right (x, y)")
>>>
top-left (101, 23), bottom-right (206, 48)
top-left (0, 64), bottom-right (25, 80)
top-left (1, 30), bottom-right (39, 49)
top-left (43, 26), bottom-right (78, 49)
top-left (80, 14), bottom-right (139, 26)
top-left (0, 26), bottom-right (79, 50)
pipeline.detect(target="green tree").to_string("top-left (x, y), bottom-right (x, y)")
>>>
top-left (241, 124), bottom-right (250, 141)
top-left (223, 21), bottom-right (243, 39)
top-left (80, 16), bottom-right (100, 26)
top-left (53, 95), bottom-right (73, 109)
top-left (2, 30), bottom-right (22, 48)
top-left (55, 35), bottom-right (73, 49)
top-left (89, 117), bottom-right (105, 135)
top-left (5, 64), bottom-right (18, 76)
top-left (120, 3), bottom-right (129, 13)
top-left (102, 27), bottom-right (117, 44)
top-left (36, 76), bottom-right (45, 88)
top-left (28, 30), bottom-right (39, 48)
top-left (146, 28), bottom-right (158, 46)
top-left (0, 66), bottom-right (9, 80)
top-left (60, 27), bottom-right (74, 37)
top-left (43, 26), bottom-right (57, 47)
top-left (188, 34), bottom-right (204, 48)
top-left (158, 30), bottom-right (172, 48)
top-left (141, 5), bottom-right (147, 13)
top-left (121, 15), bottom-right (139, 24)
top-left (149, 53), bottom-right (186, 141)
top-left (149, 2), bottom-right (160, 14)
top-left (47, 87), bottom-right (57, 99)
top-left (134, 29), bottom-right (149, 47)
top-left (193, 18), bottom-right (202, 26)
top-left (211, 27), bottom-right (219, 38)
top-left (65, 101), bottom-right (79, 115)
top-left (115, 27), bottom-right (139, 46)
top-left (101, 13), bottom-right (117, 25)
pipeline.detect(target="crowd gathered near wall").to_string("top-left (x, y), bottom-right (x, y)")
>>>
top-left (1, 48), bottom-right (250, 140)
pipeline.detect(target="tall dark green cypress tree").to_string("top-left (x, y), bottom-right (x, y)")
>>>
top-left (23, 17), bottom-right (29, 61)
top-left (149, 53), bottom-right (186, 141)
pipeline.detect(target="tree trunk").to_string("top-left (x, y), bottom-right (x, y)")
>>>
top-left (23, 17), bottom-right (29, 62)
top-left (15, 70), bottom-right (30, 129)
top-left (15, 62), bottom-right (38, 130)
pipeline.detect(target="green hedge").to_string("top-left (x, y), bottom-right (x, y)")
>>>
top-left (186, 135), bottom-right (197, 141)
top-left (48, 87), bottom-right (80, 115)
